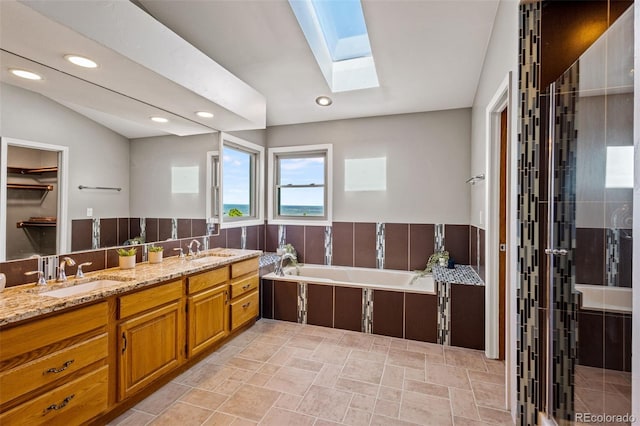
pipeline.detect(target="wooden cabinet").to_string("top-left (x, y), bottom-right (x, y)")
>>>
top-left (0, 302), bottom-right (108, 424)
top-left (186, 266), bottom-right (230, 357)
top-left (117, 280), bottom-right (184, 400)
top-left (229, 259), bottom-right (259, 332)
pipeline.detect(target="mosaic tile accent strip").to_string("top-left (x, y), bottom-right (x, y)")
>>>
top-left (278, 225), bottom-right (286, 250)
top-left (606, 228), bottom-right (620, 287)
top-left (206, 221), bottom-right (216, 236)
top-left (362, 288), bottom-right (373, 333)
top-left (259, 253), bottom-right (280, 269)
top-left (435, 224), bottom-right (445, 252)
top-left (171, 218), bottom-right (178, 240)
top-left (92, 217), bottom-right (100, 249)
top-left (324, 225), bottom-right (332, 265)
top-left (298, 282), bottom-right (307, 324)
top-left (376, 222), bottom-right (385, 269)
top-left (241, 226), bottom-right (247, 250)
top-left (518, 2), bottom-right (543, 424)
top-left (140, 218), bottom-right (146, 241)
top-left (432, 265), bottom-right (484, 286)
top-left (436, 280), bottom-right (450, 345)
top-left (550, 66), bottom-right (579, 422)
top-left (42, 255), bottom-right (56, 281)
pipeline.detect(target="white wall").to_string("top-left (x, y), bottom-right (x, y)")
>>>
top-left (266, 109), bottom-right (472, 224)
top-left (0, 83), bottom-right (130, 248)
top-left (129, 129), bottom-right (266, 218)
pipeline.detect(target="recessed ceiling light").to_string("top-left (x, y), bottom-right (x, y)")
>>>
top-left (315, 96), bottom-right (332, 106)
top-left (65, 54), bottom-right (98, 68)
top-left (196, 111), bottom-right (214, 118)
top-left (9, 68), bottom-right (42, 80)
top-left (150, 117), bottom-right (169, 123)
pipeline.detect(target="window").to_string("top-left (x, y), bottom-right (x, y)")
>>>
top-left (217, 133), bottom-right (264, 228)
top-left (268, 144), bottom-right (332, 225)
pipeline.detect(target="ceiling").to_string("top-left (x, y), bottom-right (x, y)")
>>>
top-left (137, 0), bottom-right (501, 127)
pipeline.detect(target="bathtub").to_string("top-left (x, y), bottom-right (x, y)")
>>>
top-left (263, 264), bottom-right (435, 294)
top-left (575, 284), bottom-right (633, 313)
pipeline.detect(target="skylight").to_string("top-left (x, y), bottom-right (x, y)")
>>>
top-left (289, 0), bottom-right (379, 93)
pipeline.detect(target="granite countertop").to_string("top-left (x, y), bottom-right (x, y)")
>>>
top-left (0, 248), bottom-right (261, 327)
top-left (432, 265), bottom-right (484, 286)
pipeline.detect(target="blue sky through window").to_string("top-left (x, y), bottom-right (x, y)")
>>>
top-left (311, 0), bottom-right (372, 62)
top-left (280, 156), bottom-right (325, 207)
top-left (223, 147), bottom-right (251, 208)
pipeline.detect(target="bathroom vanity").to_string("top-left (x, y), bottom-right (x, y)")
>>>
top-left (0, 249), bottom-right (260, 425)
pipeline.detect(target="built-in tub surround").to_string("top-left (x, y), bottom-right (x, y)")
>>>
top-left (0, 248), bottom-right (260, 326)
top-left (262, 263), bottom-right (484, 350)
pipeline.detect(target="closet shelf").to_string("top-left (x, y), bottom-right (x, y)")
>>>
top-left (7, 166), bottom-right (58, 175)
top-left (7, 183), bottom-right (54, 191)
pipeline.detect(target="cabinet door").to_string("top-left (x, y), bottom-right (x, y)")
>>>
top-left (118, 300), bottom-right (184, 400)
top-left (187, 285), bottom-right (229, 357)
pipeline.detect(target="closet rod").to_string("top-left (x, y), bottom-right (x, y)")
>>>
top-left (78, 185), bottom-right (122, 192)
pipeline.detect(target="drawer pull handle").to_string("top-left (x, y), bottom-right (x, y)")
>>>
top-left (242, 302), bottom-right (251, 309)
top-left (225, 290), bottom-right (229, 305)
top-left (44, 360), bottom-right (74, 375)
top-left (242, 284), bottom-right (251, 290)
top-left (122, 332), bottom-right (127, 354)
top-left (43, 394), bottom-right (75, 415)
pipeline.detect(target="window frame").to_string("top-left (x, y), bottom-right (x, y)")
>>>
top-left (268, 144), bottom-right (333, 226)
top-left (218, 133), bottom-right (265, 229)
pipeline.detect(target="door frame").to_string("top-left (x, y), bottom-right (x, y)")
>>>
top-left (484, 72), bottom-right (517, 415)
top-left (0, 137), bottom-right (69, 261)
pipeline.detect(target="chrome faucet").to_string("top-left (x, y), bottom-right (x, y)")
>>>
top-left (76, 262), bottom-right (92, 278)
top-left (275, 252), bottom-right (297, 277)
top-left (25, 270), bottom-right (47, 286)
top-left (57, 257), bottom-right (76, 282)
top-left (188, 239), bottom-right (201, 258)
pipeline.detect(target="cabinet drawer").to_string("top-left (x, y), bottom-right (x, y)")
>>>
top-left (0, 365), bottom-right (108, 426)
top-left (0, 302), bottom-right (107, 363)
top-left (230, 274), bottom-right (258, 299)
top-left (188, 266), bottom-right (229, 294)
top-left (0, 333), bottom-right (107, 405)
top-left (230, 291), bottom-right (259, 330)
top-left (231, 258), bottom-right (259, 279)
top-left (119, 280), bottom-right (182, 319)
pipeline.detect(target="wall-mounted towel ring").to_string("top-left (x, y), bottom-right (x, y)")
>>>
top-left (465, 174), bottom-right (485, 185)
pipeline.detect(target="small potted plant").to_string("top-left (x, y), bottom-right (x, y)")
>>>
top-left (148, 245), bottom-right (164, 264)
top-left (116, 247), bottom-right (137, 269)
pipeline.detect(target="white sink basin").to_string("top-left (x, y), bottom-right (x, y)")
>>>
top-left (41, 280), bottom-right (123, 298)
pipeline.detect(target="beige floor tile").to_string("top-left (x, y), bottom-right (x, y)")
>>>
top-left (260, 407), bottom-right (315, 426)
top-left (338, 332), bottom-right (375, 350)
top-left (387, 348), bottom-right (426, 370)
top-left (275, 393), bottom-right (303, 411)
top-left (374, 398), bottom-right (400, 418)
top-left (381, 365), bottom-right (405, 389)
top-left (450, 388), bottom-right (480, 420)
top-left (335, 377), bottom-right (380, 396)
top-left (445, 347), bottom-right (488, 372)
top-left (378, 385), bottom-right (403, 402)
top-left (218, 384), bottom-right (281, 422)
top-left (267, 346), bottom-right (298, 365)
top-left (399, 391), bottom-right (453, 425)
top-left (286, 356), bottom-right (325, 372)
top-left (180, 364), bottom-right (233, 390)
top-left (252, 334), bottom-right (290, 347)
top-left (405, 367), bottom-right (426, 382)
top-left (257, 363), bottom-right (281, 376)
top-left (202, 412), bottom-right (237, 426)
top-left (350, 394), bottom-right (376, 412)
top-left (406, 340), bottom-right (445, 356)
top-left (374, 336), bottom-right (392, 346)
top-left (390, 338), bottom-right (409, 350)
top-left (343, 408), bottom-right (372, 425)
top-left (341, 358), bottom-right (385, 384)
top-left (350, 349), bottom-right (388, 363)
top-left (371, 344), bottom-right (391, 354)
top-left (230, 368), bottom-right (254, 382)
top-left (287, 334), bottom-right (325, 350)
top-left (215, 379), bottom-right (244, 396)
top-left (247, 372), bottom-right (272, 386)
top-left (264, 365), bottom-right (317, 396)
top-left (135, 382), bottom-right (191, 415)
top-left (370, 414), bottom-right (420, 425)
top-left (404, 378), bottom-right (449, 399)
top-left (305, 325), bottom-right (347, 340)
top-left (230, 418), bottom-right (257, 426)
top-left (314, 364), bottom-right (342, 387)
top-left (313, 420), bottom-right (342, 426)
top-left (477, 406), bottom-right (515, 425)
top-left (453, 416), bottom-right (493, 425)
top-left (483, 359), bottom-right (506, 376)
top-left (237, 343), bottom-right (281, 363)
top-left (108, 409), bottom-right (156, 426)
top-left (471, 381), bottom-right (506, 410)
top-left (297, 385), bottom-right (352, 422)
top-left (149, 401), bottom-right (212, 426)
top-left (425, 353), bottom-right (446, 364)
top-left (426, 364), bottom-right (471, 390)
top-left (468, 370), bottom-right (505, 386)
top-left (180, 388), bottom-right (228, 410)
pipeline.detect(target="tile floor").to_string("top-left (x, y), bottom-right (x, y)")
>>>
top-left (109, 319), bottom-right (514, 426)
top-left (574, 365), bottom-right (633, 426)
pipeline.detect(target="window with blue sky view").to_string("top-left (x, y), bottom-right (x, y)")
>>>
top-left (277, 155), bottom-right (325, 217)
